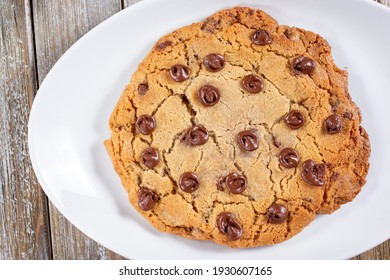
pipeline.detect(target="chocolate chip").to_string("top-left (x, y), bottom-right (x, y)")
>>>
top-left (216, 176), bottom-right (225, 191)
top-left (343, 112), bottom-right (353, 119)
top-left (331, 172), bottom-right (339, 182)
top-left (267, 204), bottom-right (289, 224)
top-left (203, 54), bottom-right (225, 72)
top-left (284, 28), bottom-right (299, 41)
top-left (138, 187), bottom-right (159, 211)
top-left (273, 136), bottom-right (281, 148)
top-left (169, 64), bottom-right (190, 82)
top-left (201, 18), bottom-right (220, 33)
top-left (179, 172), bottom-right (199, 193)
top-left (217, 212), bottom-right (242, 241)
top-left (136, 115), bottom-right (156, 135)
top-left (155, 40), bottom-right (173, 50)
top-left (324, 114), bottom-right (342, 134)
top-left (251, 29), bottom-right (272, 45)
top-left (241, 74), bottom-right (263, 93)
top-left (225, 173), bottom-right (247, 194)
top-left (141, 147), bottom-right (159, 168)
top-left (292, 56), bottom-right (315, 75)
top-left (285, 110), bottom-right (305, 129)
top-left (237, 130), bottom-right (259, 151)
top-left (138, 83), bottom-right (149, 96)
top-left (284, 29), bottom-right (293, 38)
top-left (181, 125), bottom-right (209, 146)
top-left (186, 226), bottom-right (194, 232)
top-left (279, 148), bottom-right (299, 168)
top-left (301, 160), bottom-right (326, 186)
top-left (197, 85), bottom-right (220, 106)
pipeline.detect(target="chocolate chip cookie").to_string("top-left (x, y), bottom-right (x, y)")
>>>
top-left (104, 7), bottom-right (370, 248)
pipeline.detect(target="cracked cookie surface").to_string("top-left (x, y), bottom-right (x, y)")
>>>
top-left (104, 7), bottom-right (370, 248)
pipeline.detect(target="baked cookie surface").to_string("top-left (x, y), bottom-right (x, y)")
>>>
top-left (104, 7), bottom-right (370, 248)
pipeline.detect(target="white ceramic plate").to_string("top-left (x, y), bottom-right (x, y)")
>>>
top-left (29, 0), bottom-right (390, 259)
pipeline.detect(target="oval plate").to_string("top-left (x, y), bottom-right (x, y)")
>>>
top-left (29, 0), bottom-right (390, 259)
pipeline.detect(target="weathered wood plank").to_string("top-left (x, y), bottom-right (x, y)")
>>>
top-left (49, 212), bottom-right (125, 259)
top-left (352, 241), bottom-right (390, 260)
top-left (122, 0), bottom-right (142, 8)
top-left (0, 0), bottom-right (51, 259)
top-left (33, 0), bottom-right (122, 85)
top-left (32, 0), bottom-right (124, 260)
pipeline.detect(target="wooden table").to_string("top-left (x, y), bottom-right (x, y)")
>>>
top-left (1, 0), bottom-right (389, 260)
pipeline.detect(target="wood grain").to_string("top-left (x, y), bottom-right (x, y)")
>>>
top-left (352, 241), bottom-right (390, 260)
top-left (0, 0), bottom-right (51, 259)
top-left (122, 0), bottom-right (142, 8)
top-left (32, 0), bottom-right (124, 260)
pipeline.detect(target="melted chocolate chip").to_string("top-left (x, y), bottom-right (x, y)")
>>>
top-left (203, 54), bottom-right (225, 72)
top-left (324, 114), bottom-right (342, 134)
top-left (292, 56), bottom-right (315, 75)
top-left (216, 176), bottom-right (225, 191)
top-left (179, 172), bottom-right (199, 193)
top-left (285, 110), bottom-right (305, 129)
top-left (279, 148), bottom-right (299, 168)
top-left (267, 204), bottom-right (289, 224)
top-left (251, 29), bottom-right (272, 45)
top-left (197, 85), bottom-right (220, 106)
top-left (138, 187), bottom-right (159, 211)
top-left (273, 136), bottom-right (281, 148)
top-left (141, 147), bottom-right (159, 168)
top-left (138, 83), bottom-right (149, 96)
top-left (225, 173), bottom-right (247, 194)
top-left (284, 29), bottom-right (293, 38)
top-left (284, 28), bottom-right (299, 41)
top-left (237, 130), bottom-right (259, 151)
top-left (217, 212), bottom-right (242, 241)
top-left (181, 125), bottom-right (209, 146)
top-left (136, 115), bottom-right (156, 135)
top-left (169, 64), bottom-right (190, 82)
top-left (201, 18), bottom-right (220, 33)
top-left (343, 112), bottom-right (353, 119)
top-left (241, 74), bottom-right (264, 93)
top-left (301, 160), bottom-right (326, 186)
top-left (331, 172), bottom-right (339, 182)
top-left (155, 40), bottom-right (173, 50)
